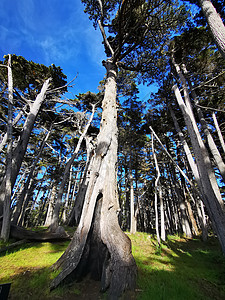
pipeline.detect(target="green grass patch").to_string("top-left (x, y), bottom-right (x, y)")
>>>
top-left (0, 240), bottom-right (76, 299)
top-left (129, 232), bottom-right (225, 300)
top-left (1, 232), bottom-right (225, 299)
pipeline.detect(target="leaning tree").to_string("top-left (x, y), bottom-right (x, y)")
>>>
top-left (50, 0), bottom-right (187, 297)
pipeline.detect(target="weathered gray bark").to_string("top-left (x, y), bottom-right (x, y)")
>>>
top-left (159, 184), bottom-right (165, 241)
top-left (185, 196), bottom-right (199, 236)
top-left (199, 0), bottom-right (225, 60)
top-left (129, 172), bottom-right (136, 234)
top-left (212, 112), bottom-right (225, 154)
top-left (152, 133), bottom-right (161, 245)
top-left (198, 199), bottom-right (208, 241)
top-left (1, 55), bottom-right (13, 241)
top-left (50, 60), bottom-right (137, 298)
top-left (0, 78), bottom-right (51, 216)
top-left (179, 198), bottom-right (192, 238)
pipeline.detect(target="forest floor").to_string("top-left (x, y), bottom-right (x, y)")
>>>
top-left (0, 230), bottom-right (225, 300)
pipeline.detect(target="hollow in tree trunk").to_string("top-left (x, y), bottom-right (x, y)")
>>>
top-left (50, 59), bottom-right (137, 298)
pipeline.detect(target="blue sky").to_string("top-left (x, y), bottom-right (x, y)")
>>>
top-left (0, 0), bottom-right (151, 99)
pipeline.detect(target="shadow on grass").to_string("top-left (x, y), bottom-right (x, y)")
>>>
top-left (133, 235), bottom-right (225, 300)
top-left (0, 265), bottom-right (81, 300)
top-left (0, 241), bottom-right (45, 257)
top-left (1, 233), bottom-right (225, 300)
top-left (0, 239), bottom-right (70, 257)
top-left (1, 264), bottom-right (105, 300)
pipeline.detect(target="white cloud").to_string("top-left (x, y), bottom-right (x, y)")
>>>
top-left (84, 26), bottom-right (106, 66)
top-left (40, 32), bottom-right (80, 65)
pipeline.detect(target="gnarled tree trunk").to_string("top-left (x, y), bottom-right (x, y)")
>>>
top-left (50, 60), bottom-right (137, 298)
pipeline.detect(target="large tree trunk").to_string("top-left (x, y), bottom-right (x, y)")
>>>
top-left (50, 60), bottom-right (137, 298)
top-left (199, 0), bottom-right (225, 60)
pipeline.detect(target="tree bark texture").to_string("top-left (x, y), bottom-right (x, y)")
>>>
top-left (50, 60), bottom-right (137, 298)
top-left (152, 133), bottom-right (161, 245)
top-left (129, 174), bottom-right (136, 234)
top-left (199, 0), bottom-right (225, 60)
top-left (212, 112), bottom-right (225, 154)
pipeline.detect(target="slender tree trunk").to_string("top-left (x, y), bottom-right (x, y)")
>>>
top-left (0, 78), bottom-right (51, 216)
top-left (185, 197), bottom-right (199, 235)
top-left (50, 59), bottom-right (137, 298)
top-left (49, 106), bottom-right (95, 232)
top-left (199, 200), bottom-right (208, 241)
top-left (11, 170), bottom-right (27, 205)
top-left (170, 106), bottom-right (208, 238)
top-left (129, 172), bottom-right (136, 234)
top-left (20, 169), bottom-right (47, 227)
top-left (1, 55), bottom-right (13, 241)
top-left (62, 166), bottom-right (73, 223)
top-left (159, 184), bottom-right (166, 241)
top-left (0, 107), bottom-right (26, 153)
top-left (12, 125), bottom-right (52, 225)
top-left (172, 76), bottom-right (225, 253)
top-left (197, 106), bottom-right (225, 183)
top-left (199, 0), bottom-right (225, 60)
top-left (184, 69), bottom-right (225, 183)
top-left (44, 183), bottom-right (57, 227)
top-left (152, 133), bottom-right (161, 245)
top-left (212, 112), bottom-right (225, 154)
top-left (67, 137), bottom-right (95, 227)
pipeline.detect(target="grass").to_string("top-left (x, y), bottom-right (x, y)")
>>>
top-left (0, 232), bottom-right (225, 299)
top-left (129, 232), bottom-right (225, 300)
top-left (0, 240), bottom-right (75, 299)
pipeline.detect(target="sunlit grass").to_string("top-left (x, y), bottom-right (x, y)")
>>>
top-left (0, 240), bottom-right (73, 299)
top-left (129, 232), bottom-right (225, 300)
top-left (1, 232), bottom-right (225, 299)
